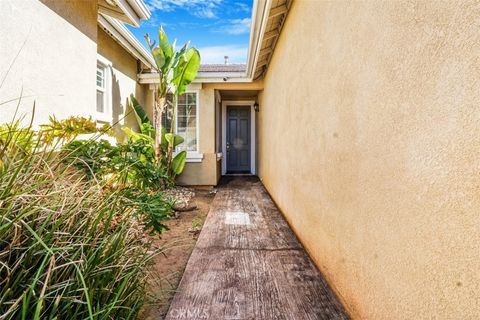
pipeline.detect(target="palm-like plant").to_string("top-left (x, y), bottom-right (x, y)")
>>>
top-left (145, 27), bottom-right (200, 174)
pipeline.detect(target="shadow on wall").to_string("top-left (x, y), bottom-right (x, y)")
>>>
top-left (123, 96), bottom-right (141, 134)
top-left (135, 83), bottom-right (153, 120)
top-left (110, 72), bottom-right (142, 140)
top-left (40, 0), bottom-right (97, 42)
top-left (110, 72), bottom-right (124, 139)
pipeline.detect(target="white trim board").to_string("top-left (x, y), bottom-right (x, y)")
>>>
top-left (96, 54), bottom-right (113, 123)
top-left (98, 14), bottom-right (155, 68)
top-left (221, 100), bottom-right (256, 175)
top-left (98, 0), bottom-right (151, 27)
top-left (174, 90), bottom-right (202, 163)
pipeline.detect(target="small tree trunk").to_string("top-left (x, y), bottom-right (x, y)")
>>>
top-left (166, 95), bottom-right (176, 177)
top-left (154, 95), bottom-right (166, 163)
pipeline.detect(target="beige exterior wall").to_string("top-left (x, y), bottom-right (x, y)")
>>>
top-left (258, 1), bottom-right (480, 319)
top-left (177, 86), bottom-right (218, 186)
top-left (97, 27), bottom-right (150, 138)
top-left (0, 0), bottom-right (97, 126)
top-left (138, 85), bottom-right (219, 186)
top-left (176, 81), bottom-right (264, 186)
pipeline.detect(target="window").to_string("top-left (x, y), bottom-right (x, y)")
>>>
top-left (163, 92), bottom-right (199, 153)
top-left (177, 92), bottom-right (198, 152)
top-left (95, 55), bottom-right (112, 122)
top-left (96, 63), bottom-right (106, 113)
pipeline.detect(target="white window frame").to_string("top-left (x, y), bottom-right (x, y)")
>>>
top-left (96, 54), bottom-right (112, 123)
top-left (173, 90), bottom-right (203, 162)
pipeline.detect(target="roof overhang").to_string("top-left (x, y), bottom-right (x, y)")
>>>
top-left (138, 72), bottom-right (252, 84)
top-left (98, 0), bottom-right (150, 27)
top-left (245, 0), bottom-right (271, 80)
top-left (136, 0), bottom-right (291, 84)
top-left (246, 0), bottom-right (291, 80)
top-left (98, 14), bottom-right (155, 69)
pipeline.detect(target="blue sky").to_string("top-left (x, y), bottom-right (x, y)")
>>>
top-left (127, 0), bottom-right (253, 64)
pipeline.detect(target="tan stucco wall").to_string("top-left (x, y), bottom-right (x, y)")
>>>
top-left (177, 81), bottom-right (264, 185)
top-left (0, 0), bottom-right (97, 126)
top-left (97, 27), bottom-right (150, 138)
top-left (258, 1), bottom-right (480, 319)
top-left (177, 86), bottom-right (218, 185)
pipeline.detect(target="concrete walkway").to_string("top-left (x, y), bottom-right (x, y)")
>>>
top-left (165, 177), bottom-right (349, 320)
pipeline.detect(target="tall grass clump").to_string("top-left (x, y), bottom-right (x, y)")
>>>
top-left (0, 122), bottom-right (155, 319)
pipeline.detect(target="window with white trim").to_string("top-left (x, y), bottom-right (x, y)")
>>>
top-left (96, 63), bottom-right (106, 113)
top-left (163, 92), bottom-right (199, 153)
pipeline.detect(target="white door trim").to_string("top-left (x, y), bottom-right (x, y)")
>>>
top-left (221, 100), bottom-right (256, 175)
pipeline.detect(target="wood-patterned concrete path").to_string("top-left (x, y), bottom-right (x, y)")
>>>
top-left (165, 177), bottom-right (349, 320)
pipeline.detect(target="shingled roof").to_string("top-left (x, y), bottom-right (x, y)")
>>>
top-left (199, 64), bottom-right (247, 73)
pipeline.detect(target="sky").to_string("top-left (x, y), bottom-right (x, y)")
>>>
top-left (127, 0), bottom-right (253, 64)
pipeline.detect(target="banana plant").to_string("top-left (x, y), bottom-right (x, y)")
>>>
top-left (128, 94), bottom-right (188, 180)
top-left (145, 27), bottom-right (201, 170)
top-left (164, 133), bottom-right (187, 178)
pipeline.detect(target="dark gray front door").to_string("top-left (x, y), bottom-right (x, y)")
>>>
top-left (227, 106), bottom-right (250, 173)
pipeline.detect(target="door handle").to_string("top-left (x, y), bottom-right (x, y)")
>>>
top-left (226, 142), bottom-right (230, 150)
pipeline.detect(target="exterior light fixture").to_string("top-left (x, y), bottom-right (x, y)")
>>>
top-left (254, 102), bottom-right (259, 112)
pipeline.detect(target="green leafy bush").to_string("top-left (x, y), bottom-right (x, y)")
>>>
top-left (62, 135), bottom-right (170, 190)
top-left (62, 139), bottom-right (119, 177)
top-left (0, 125), bottom-right (154, 319)
top-left (61, 131), bottom-right (174, 231)
top-left (123, 188), bottom-right (174, 234)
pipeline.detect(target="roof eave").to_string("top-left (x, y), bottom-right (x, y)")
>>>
top-left (245, 0), bottom-right (272, 79)
top-left (138, 72), bottom-right (253, 84)
top-left (114, 0), bottom-right (150, 27)
top-left (98, 14), bottom-right (155, 68)
top-left (98, 0), bottom-right (151, 27)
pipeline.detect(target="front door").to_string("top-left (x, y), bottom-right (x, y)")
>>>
top-left (227, 106), bottom-right (251, 173)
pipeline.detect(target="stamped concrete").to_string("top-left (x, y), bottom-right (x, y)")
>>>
top-left (165, 177), bottom-right (349, 320)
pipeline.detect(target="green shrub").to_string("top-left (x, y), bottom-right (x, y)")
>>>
top-left (61, 132), bottom-right (174, 233)
top-left (0, 123), bottom-right (155, 319)
top-left (62, 139), bottom-right (119, 177)
top-left (123, 188), bottom-right (174, 234)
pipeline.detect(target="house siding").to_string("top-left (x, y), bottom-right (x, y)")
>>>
top-left (97, 27), bottom-right (151, 138)
top-left (0, 0), bottom-right (97, 126)
top-left (176, 87), bottom-right (218, 186)
top-left (258, 1), bottom-right (480, 319)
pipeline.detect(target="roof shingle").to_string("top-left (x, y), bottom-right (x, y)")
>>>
top-left (199, 64), bottom-right (246, 73)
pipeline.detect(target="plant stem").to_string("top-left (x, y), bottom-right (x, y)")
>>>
top-left (154, 93), bottom-right (165, 163)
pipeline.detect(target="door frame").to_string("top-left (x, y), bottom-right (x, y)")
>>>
top-left (221, 100), bottom-right (256, 175)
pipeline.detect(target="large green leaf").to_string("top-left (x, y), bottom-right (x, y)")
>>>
top-left (164, 133), bottom-right (184, 147)
top-left (122, 127), bottom-right (154, 143)
top-left (129, 94), bottom-right (151, 126)
top-left (172, 47), bottom-right (201, 95)
top-left (182, 48), bottom-right (201, 84)
top-left (171, 150), bottom-right (187, 175)
top-left (152, 47), bottom-right (165, 70)
top-left (159, 26), bottom-right (172, 63)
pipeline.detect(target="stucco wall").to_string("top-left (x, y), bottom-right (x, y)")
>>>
top-left (177, 86), bottom-right (218, 185)
top-left (97, 27), bottom-right (150, 137)
top-left (0, 0), bottom-right (97, 126)
top-left (177, 82), bottom-right (265, 185)
top-left (258, 1), bottom-right (480, 319)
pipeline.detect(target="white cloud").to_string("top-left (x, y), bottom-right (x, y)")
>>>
top-left (198, 45), bottom-right (248, 64)
top-left (225, 18), bottom-right (251, 35)
top-left (146, 0), bottom-right (223, 18)
top-left (234, 2), bottom-right (250, 13)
